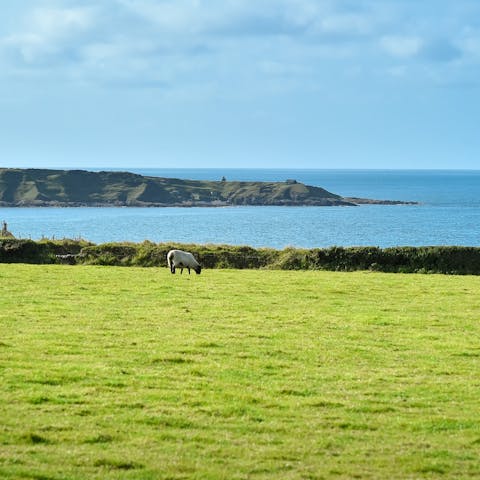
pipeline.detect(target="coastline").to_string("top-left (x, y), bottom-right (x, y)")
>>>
top-left (0, 198), bottom-right (417, 207)
top-left (0, 168), bottom-right (419, 208)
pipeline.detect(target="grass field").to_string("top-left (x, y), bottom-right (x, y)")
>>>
top-left (1, 264), bottom-right (480, 479)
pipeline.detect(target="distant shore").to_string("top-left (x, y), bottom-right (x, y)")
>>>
top-left (0, 168), bottom-right (417, 207)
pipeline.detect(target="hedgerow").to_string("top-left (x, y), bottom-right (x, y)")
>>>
top-left (1, 239), bottom-right (479, 274)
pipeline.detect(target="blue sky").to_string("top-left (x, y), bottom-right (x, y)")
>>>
top-left (1, 0), bottom-right (479, 169)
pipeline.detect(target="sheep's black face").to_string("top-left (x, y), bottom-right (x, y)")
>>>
top-left (195, 266), bottom-right (202, 274)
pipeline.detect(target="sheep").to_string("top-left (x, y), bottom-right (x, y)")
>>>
top-left (167, 249), bottom-right (202, 275)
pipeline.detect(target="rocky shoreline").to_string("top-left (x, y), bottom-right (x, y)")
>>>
top-left (0, 198), bottom-right (417, 207)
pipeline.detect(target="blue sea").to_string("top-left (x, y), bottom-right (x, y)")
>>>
top-left (1, 169), bottom-right (479, 248)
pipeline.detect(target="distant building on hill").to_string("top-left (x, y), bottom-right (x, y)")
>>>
top-left (1, 221), bottom-right (14, 238)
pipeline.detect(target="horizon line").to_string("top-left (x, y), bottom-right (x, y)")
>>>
top-left (4, 166), bottom-right (480, 172)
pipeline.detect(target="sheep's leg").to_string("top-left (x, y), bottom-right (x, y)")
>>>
top-left (188, 267), bottom-right (191, 274)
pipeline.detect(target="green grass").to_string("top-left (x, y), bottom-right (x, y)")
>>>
top-left (1, 265), bottom-right (480, 479)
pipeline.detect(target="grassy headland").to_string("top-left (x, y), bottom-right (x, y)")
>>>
top-left (0, 168), bottom-right (413, 207)
top-left (1, 265), bottom-right (479, 479)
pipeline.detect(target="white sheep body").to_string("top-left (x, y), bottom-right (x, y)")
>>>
top-left (167, 249), bottom-right (202, 274)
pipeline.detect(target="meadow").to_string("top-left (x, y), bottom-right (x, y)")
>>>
top-left (1, 264), bottom-right (480, 479)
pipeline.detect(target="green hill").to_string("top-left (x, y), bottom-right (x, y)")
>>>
top-left (0, 168), bottom-right (412, 207)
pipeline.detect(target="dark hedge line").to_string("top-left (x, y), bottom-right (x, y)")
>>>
top-left (1, 239), bottom-right (480, 274)
top-left (0, 238), bottom-right (91, 264)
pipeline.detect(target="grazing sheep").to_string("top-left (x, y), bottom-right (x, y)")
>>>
top-left (167, 249), bottom-right (202, 275)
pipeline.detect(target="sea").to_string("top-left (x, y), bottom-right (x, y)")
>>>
top-left (1, 169), bottom-right (479, 249)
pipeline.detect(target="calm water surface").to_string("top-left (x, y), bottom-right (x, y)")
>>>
top-left (2, 169), bottom-right (479, 248)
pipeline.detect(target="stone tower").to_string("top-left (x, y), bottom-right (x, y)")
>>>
top-left (1, 221), bottom-right (14, 238)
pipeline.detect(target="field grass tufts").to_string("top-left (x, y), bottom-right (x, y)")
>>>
top-left (21, 433), bottom-right (51, 445)
top-left (84, 434), bottom-right (114, 444)
top-left (93, 458), bottom-right (143, 470)
top-left (1, 264), bottom-right (480, 479)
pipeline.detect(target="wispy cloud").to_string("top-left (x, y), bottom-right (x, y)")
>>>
top-left (2, 6), bottom-right (96, 66)
top-left (380, 35), bottom-right (423, 59)
top-left (0, 0), bottom-right (479, 92)
top-left (0, 1), bottom-right (479, 169)
top-left (381, 35), bottom-right (463, 63)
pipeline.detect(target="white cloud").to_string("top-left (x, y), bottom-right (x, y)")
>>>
top-left (118, 0), bottom-right (221, 34)
top-left (117, 0), bottom-right (376, 39)
top-left (29, 7), bottom-right (94, 36)
top-left (2, 6), bottom-right (96, 66)
top-left (311, 12), bottom-right (374, 37)
top-left (0, 0), bottom-right (479, 93)
top-left (457, 28), bottom-right (480, 58)
top-left (380, 35), bottom-right (423, 58)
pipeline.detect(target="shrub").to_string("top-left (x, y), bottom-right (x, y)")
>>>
top-left (0, 239), bottom-right (54, 264)
top-left (1, 239), bottom-right (480, 275)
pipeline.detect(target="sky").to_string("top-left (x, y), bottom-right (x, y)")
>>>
top-left (1, 0), bottom-right (479, 170)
